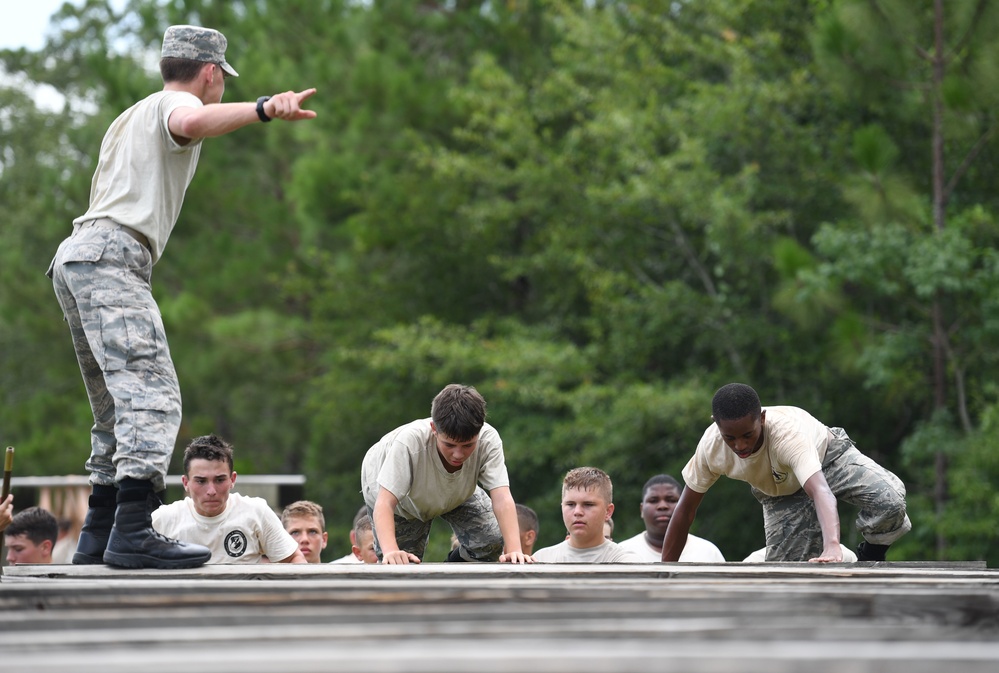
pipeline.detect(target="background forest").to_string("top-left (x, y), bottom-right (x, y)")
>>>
top-left (2, 0), bottom-right (998, 564)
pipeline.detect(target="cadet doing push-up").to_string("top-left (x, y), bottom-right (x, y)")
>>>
top-left (663, 383), bottom-right (910, 563)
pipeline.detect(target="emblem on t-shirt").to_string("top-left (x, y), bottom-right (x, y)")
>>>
top-left (224, 530), bottom-right (248, 557)
top-left (771, 468), bottom-right (788, 484)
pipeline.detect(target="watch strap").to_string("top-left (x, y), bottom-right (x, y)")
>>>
top-left (256, 96), bottom-right (272, 123)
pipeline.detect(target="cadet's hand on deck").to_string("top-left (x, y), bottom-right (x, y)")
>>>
top-left (499, 551), bottom-right (534, 564)
top-left (808, 544), bottom-right (844, 563)
top-left (383, 550), bottom-right (421, 565)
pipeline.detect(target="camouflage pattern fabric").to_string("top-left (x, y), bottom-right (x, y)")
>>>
top-left (752, 427), bottom-right (911, 561)
top-left (370, 486), bottom-right (503, 562)
top-left (160, 25), bottom-right (238, 77)
top-left (49, 221), bottom-right (181, 492)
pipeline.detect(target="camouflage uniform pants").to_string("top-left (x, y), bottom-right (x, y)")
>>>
top-left (369, 486), bottom-right (503, 562)
top-left (752, 427), bottom-right (911, 561)
top-left (48, 220), bottom-right (180, 492)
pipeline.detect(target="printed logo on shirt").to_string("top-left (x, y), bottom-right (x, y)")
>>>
top-left (771, 468), bottom-right (788, 484)
top-left (224, 530), bottom-right (248, 557)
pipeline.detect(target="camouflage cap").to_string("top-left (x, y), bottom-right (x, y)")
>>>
top-left (161, 25), bottom-right (239, 77)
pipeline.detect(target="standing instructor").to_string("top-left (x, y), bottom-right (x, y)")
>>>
top-left (48, 25), bottom-right (316, 569)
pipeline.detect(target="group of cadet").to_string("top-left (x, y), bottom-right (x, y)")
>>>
top-left (27, 23), bottom-right (910, 569)
top-left (4, 381), bottom-right (911, 567)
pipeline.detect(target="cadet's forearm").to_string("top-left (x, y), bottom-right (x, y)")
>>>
top-left (804, 472), bottom-right (840, 549)
top-left (662, 487), bottom-right (703, 562)
top-left (490, 487), bottom-right (522, 553)
top-left (372, 496), bottom-right (400, 554)
top-left (277, 548), bottom-right (307, 564)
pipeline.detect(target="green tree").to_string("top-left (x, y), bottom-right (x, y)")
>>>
top-left (812, 0), bottom-right (999, 558)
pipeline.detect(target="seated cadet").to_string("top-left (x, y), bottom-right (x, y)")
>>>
top-left (331, 515), bottom-right (379, 564)
top-left (617, 474), bottom-right (725, 562)
top-left (515, 503), bottom-right (539, 556)
top-left (281, 500), bottom-right (329, 564)
top-left (330, 506), bottom-right (370, 563)
top-left (4, 506), bottom-right (59, 565)
top-left (532, 467), bottom-right (641, 563)
top-left (153, 434), bottom-right (305, 564)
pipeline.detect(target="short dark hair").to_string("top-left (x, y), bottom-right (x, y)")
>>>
top-left (515, 503), bottom-right (539, 535)
top-left (641, 474), bottom-right (682, 500)
top-left (160, 57), bottom-right (209, 83)
top-left (431, 384), bottom-right (486, 442)
top-left (4, 507), bottom-right (58, 546)
top-left (183, 434), bottom-right (235, 474)
top-left (711, 383), bottom-right (762, 422)
top-left (353, 514), bottom-right (373, 539)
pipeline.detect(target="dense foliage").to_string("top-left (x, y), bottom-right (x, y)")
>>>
top-left (2, 0), bottom-right (997, 563)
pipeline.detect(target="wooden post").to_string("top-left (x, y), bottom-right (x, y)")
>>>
top-left (1, 446), bottom-right (12, 573)
top-left (2, 446), bottom-right (13, 501)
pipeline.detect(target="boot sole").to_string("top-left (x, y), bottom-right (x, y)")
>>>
top-left (103, 551), bottom-right (212, 569)
top-left (72, 552), bottom-right (107, 565)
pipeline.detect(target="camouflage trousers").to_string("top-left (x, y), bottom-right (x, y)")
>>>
top-left (369, 486), bottom-right (503, 562)
top-left (48, 220), bottom-right (180, 492)
top-left (752, 427), bottom-right (911, 561)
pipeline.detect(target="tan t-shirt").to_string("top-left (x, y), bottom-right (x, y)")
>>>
top-left (532, 539), bottom-right (642, 563)
top-left (682, 406), bottom-right (831, 497)
top-left (360, 418), bottom-right (509, 521)
top-left (73, 90), bottom-right (204, 263)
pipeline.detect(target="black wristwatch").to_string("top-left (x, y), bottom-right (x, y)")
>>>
top-left (256, 96), bottom-right (272, 122)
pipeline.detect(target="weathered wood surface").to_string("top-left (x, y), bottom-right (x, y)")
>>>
top-left (2, 562), bottom-right (997, 673)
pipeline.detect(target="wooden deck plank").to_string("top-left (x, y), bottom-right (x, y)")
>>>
top-left (2, 563), bottom-right (996, 672)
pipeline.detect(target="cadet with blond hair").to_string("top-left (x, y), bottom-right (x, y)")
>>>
top-left (532, 467), bottom-right (641, 563)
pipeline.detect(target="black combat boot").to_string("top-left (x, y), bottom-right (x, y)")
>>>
top-left (103, 486), bottom-right (211, 569)
top-left (857, 541), bottom-right (891, 562)
top-left (72, 488), bottom-right (118, 564)
top-left (445, 546), bottom-right (469, 562)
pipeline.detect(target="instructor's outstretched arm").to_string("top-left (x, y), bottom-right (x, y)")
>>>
top-left (170, 86), bottom-right (317, 141)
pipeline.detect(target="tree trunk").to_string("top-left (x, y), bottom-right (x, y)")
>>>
top-left (931, 0), bottom-right (948, 559)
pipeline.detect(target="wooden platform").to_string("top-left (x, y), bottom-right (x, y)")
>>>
top-left (2, 562), bottom-right (997, 672)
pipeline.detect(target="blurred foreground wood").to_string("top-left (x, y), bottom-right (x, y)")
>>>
top-left (2, 562), bottom-right (997, 672)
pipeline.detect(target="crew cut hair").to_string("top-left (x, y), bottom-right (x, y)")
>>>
top-left (354, 514), bottom-right (373, 539)
top-left (281, 500), bottom-right (325, 529)
top-left (431, 384), bottom-right (486, 442)
top-left (515, 503), bottom-right (539, 535)
top-left (711, 383), bottom-right (762, 422)
top-left (562, 466), bottom-right (613, 503)
top-left (184, 433), bottom-right (235, 474)
top-left (4, 506), bottom-right (58, 546)
top-left (160, 57), bottom-right (210, 83)
top-left (641, 474), bottom-right (682, 500)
